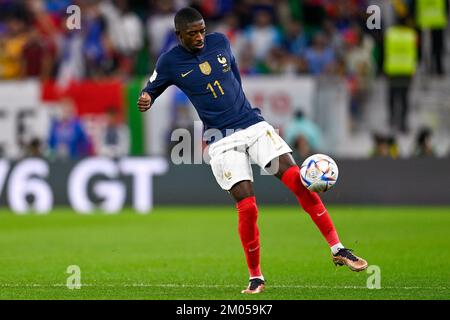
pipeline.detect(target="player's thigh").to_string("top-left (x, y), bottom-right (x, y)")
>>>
top-left (247, 123), bottom-right (292, 175)
top-left (209, 147), bottom-right (253, 191)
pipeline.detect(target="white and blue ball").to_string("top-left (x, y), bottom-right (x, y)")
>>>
top-left (300, 154), bottom-right (339, 193)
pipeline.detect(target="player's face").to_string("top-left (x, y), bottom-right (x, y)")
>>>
top-left (179, 20), bottom-right (206, 52)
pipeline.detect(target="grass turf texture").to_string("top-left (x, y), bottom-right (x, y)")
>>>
top-left (0, 206), bottom-right (449, 300)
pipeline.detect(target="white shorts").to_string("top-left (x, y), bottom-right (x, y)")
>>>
top-left (208, 121), bottom-right (292, 191)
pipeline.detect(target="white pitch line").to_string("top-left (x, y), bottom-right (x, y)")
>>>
top-left (0, 283), bottom-right (448, 290)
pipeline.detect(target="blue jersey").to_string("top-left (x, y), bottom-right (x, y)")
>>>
top-left (142, 32), bottom-right (264, 143)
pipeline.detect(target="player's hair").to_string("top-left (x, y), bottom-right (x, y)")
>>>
top-left (174, 7), bottom-right (203, 31)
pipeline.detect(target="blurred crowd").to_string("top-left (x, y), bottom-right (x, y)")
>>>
top-left (0, 0), bottom-right (381, 82)
top-left (0, 0), bottom-right (448, 160)
top-left (20, 97), bottom-right (130, 160)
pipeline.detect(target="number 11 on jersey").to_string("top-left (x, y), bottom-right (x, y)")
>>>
top-left (207, 80), bottom-right (225, 98)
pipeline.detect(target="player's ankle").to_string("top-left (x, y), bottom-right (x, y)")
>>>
top-left (330, 243), bottom-right (345, 255)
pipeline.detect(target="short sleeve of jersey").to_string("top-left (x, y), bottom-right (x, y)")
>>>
top-left (142, 53), bottom-right (173, 102)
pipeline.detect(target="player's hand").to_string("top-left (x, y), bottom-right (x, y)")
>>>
top-left (137, 92), bottom-right (152, 112)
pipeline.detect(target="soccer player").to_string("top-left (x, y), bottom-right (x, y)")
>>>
top-left (138, 7), bottom-right (368, 294)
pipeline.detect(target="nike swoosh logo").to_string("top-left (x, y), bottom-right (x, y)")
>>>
top-left (317, 210), bottom-right (327, 217)
top-left (181, 70), bottom-right (194, 77)
top-left (248, 246), bottom-right (259, 253)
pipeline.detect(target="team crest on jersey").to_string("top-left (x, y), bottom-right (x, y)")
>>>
top-left (199, 61), bottom-right (212, 75)
top-left (217, 54), bottom-right (230, 72)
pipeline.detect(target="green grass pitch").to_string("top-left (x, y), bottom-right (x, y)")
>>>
top-left (0, 206), bottom-right (449, 300)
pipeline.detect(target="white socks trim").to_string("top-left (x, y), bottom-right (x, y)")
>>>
top-left (331, 243), bottom-right (345, 255)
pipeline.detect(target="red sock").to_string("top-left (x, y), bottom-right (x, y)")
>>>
top-left (281, 166), bottom-right (340, 247)
top-left (236, 196), bottom-right (262, 278)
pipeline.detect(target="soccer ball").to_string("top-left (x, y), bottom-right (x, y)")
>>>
top-left (300, 154), bottom-right (339, 193)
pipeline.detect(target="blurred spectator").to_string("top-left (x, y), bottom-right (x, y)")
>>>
top-left (24, 0), bottom-right (60, 78)
top-left (101, 0), bottom-right (144, 54)
top-left (56, 22), bottom-right (85, 87)
top-left (414, 0), bottom-right (448, 76)
top-left (343, 24), bottom-right (376, 129)
top-left (238, 42), bottom-right (258, 75)
top-left (81, 1), bottom-right (111, 78)
top-left (282, 19), bottom-right (308, 57)
top-left (328, 0), bottom-right (364, 31)
top-left (213, 12), bottom-right (243, 52)
top-left (231, 0), bottom-right (253, 29)
top-left (371, 133), bottom-right (399, 159)
top-left (22, 28), bottom-right (51, 78)
top-left (302, 0), bottom-right (327, 31)
top-left (146, 0), bottom-right (176, 60)
top-left (263, 47), bottom-right (298, 75)
top-left (0, 13), bottom-right (29, 79)
top-left (100, 0), bottom-right (144, 77)
top-left (194, 0), bottom-right (234, 21)
top-left (47, 99), bottom-right (92, 160)
top-left (242, 8), bottom-right (282, 63)
top-left (96, 107), bottom-right (130, 158)
top-left (25, 137), bottom-right (43, 157)
top-left (44, 0), bottom-right (72, 15)
top-left (292, 135), bottom-right (314, 161)
top-left (284, 110), bottom-right (323, 161)
top-left (383, 16), bottom-right (418, 133)
top-left (321, 19), bottom-right (344, 57)
top-left (302, 32), bottom-right (336, 75)
top-left (413, 127), bottom-right (436, 157)
top-left (214, 11), bottom-right (248, 71)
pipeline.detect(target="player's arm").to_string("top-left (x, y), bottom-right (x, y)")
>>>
top-left (138, 55), bottom-right (173, 112)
